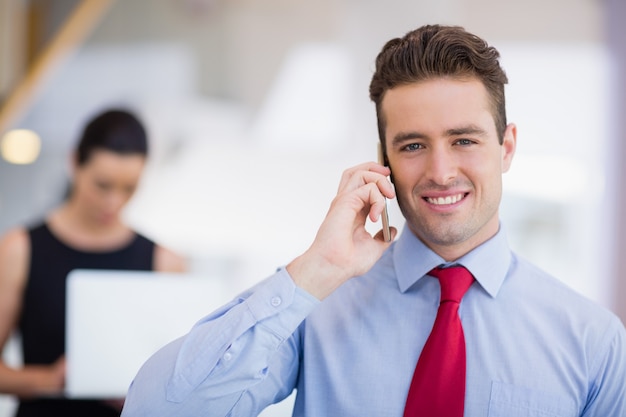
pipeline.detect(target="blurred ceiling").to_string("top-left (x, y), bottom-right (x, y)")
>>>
top-left (0, 0), bottom-right (606, 138)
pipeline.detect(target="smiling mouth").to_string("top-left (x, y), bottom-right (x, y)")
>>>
top-left (425, 193), bottom-right (467, 205)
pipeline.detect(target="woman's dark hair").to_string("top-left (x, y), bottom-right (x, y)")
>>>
top-left (75, 108), bottom-right (148, 166)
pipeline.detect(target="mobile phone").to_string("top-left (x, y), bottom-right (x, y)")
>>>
top-left (377, 142), bottom-right (391, 242)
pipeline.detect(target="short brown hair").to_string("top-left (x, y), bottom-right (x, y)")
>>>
top-left (369, 24), bottom-right (508, 147)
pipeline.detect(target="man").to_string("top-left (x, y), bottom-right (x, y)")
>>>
top-left (122, 24), bottom-right (626, 416)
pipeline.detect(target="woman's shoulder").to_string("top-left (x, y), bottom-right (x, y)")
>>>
top-left (0, 227), bottom-right (31, 285)
top-left (153, 244), bottom-right (187, 273)
top-left (0, 227), bottom-right (30, 254)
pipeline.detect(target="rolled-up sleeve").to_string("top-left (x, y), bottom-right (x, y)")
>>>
top-left (122, 269), bottom-right (320, 417)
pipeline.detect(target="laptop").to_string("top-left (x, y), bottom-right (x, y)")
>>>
top-left (65, 269), bottom-right (231, 398)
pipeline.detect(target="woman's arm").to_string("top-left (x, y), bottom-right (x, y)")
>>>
top-left (0, 228), bottom-right (65, 397)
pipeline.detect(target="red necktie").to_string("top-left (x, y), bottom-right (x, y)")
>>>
top-left (403, 266), bottom-right (475, 417)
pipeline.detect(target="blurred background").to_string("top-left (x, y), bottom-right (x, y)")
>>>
top-left (1, 0), bottom-right (625, 415)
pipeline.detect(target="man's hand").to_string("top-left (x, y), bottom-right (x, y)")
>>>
top-left (287, 162), bottom-right (397, 300)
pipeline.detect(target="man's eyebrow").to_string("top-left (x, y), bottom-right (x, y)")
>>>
top-left (445, 125), bottom-right (488, 137)
top-left (391, 131), bottom-right (428, 146)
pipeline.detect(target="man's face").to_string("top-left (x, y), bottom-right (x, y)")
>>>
top-left (382, 78), bottom-right (516, 261)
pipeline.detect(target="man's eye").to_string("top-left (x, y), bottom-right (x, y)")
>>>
top-left (404, 143), bottom-right (423, 151)
top-left (456, 139), bottom-right (473, 146)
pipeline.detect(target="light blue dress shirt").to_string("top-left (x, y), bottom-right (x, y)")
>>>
top-left (122, 225), bottom-right (626, 416)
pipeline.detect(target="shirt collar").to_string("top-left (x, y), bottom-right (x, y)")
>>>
top-left (393, 223), bottom-right (511, 298)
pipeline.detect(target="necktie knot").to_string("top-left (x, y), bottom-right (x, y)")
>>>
top-left (428, 266), bottom-right (475, 304)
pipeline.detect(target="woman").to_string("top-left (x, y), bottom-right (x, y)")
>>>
top-left (0, 108), bottom-right (186, 416)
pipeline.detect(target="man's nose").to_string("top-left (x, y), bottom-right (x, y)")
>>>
top-left (425, 148), bottom-right (457, 186)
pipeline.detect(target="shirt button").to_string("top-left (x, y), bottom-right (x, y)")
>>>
top-left (270, 296), bottom-right (282, 307)
top-left (223, 352), bottom-right (233, 361)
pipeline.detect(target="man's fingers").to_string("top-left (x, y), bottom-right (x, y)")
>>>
top-left (366, 183), bottom-right (390, 223)
top-left (340, 181), bottom-right (389, 223)
top-left (338, 164), bottom-right (394, 198)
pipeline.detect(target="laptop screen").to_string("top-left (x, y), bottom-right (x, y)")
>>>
top-left (65, 269), bottom-right (230, 398)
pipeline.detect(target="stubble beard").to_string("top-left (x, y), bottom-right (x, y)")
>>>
top-left (397, 190), bottom-right (499, 250)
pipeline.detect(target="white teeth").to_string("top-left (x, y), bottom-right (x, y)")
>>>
top-left (427, 193), bottom-right (464, 205)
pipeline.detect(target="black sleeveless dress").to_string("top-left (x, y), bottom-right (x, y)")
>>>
top-left (16, 222), bottom-right (155, 417)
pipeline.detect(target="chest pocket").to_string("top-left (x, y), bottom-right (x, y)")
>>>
top-left (488, 381), bottom-right (578, 417)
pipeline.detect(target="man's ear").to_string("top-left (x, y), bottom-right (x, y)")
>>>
top-left (501, 123), bottom-right (517, 173)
